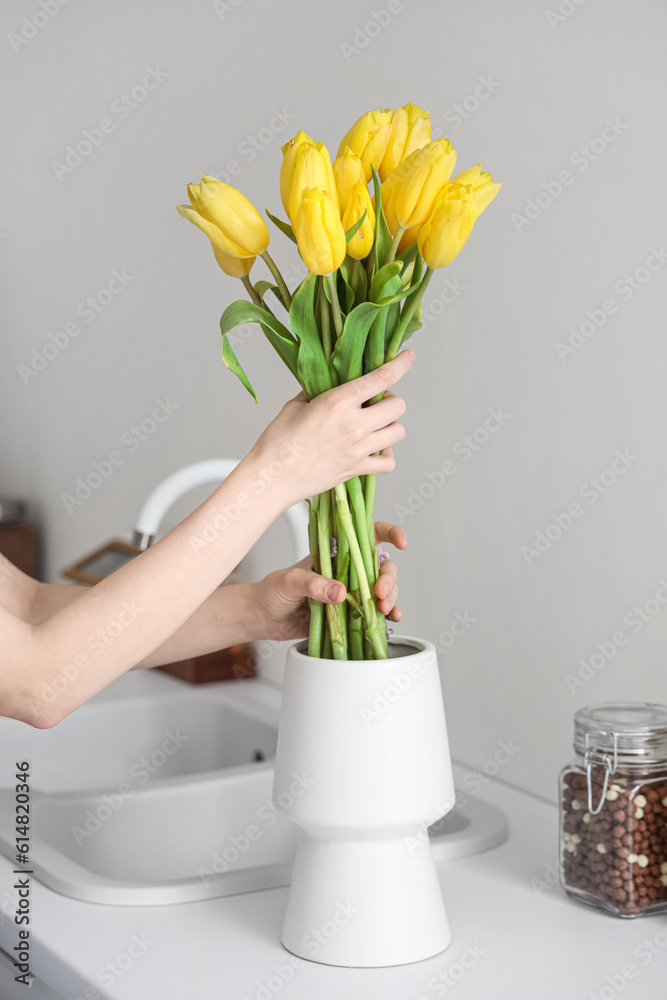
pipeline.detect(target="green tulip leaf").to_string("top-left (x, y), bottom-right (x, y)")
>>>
top-left (344, 208), bottom-right (367, 244)
top-left (331, 301), bottom-right (380, 383)
top-left (397, 241), bottom-right (419, 273)
top-left (220, 300), bottom-right (298, 382)
top-left (337, 268), bottom-right (355, 314)
top-left (369, 262), bottom-right (402, 304)
top-left (220, 333), bottom-right (257, 403)
top-left (364, 308), bottom-right (387, 376)
top-left (340, 256), bottom-right (367, 308)
top-left (384, 301), bottom-right (401, 351)
top-left (399, 301), bottom-right (423, 348)
top-left (265, 209), bottom-right (297, 245)
top-left (370, 165), bottom-right (392, 276)
top-left (290, 272), bottom-right (333, 399)
top-left (253, 280), bottom-right (288, 311)
top-left (396, 251), bottom-right (425, 308)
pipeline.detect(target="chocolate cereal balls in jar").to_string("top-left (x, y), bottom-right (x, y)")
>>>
top-left (560, 703), bottom-right (667, 918)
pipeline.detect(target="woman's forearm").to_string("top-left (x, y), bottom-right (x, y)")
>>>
top-left (8, 455), bottom-right (287, 726)
top-left (27, 579), bottom-right (261, 668)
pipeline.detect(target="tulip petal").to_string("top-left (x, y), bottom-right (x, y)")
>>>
top-left (176, 204), bottom-right (254, 258)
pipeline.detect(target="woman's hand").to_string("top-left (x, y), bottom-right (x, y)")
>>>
top-left (250, 522), bottom-right (407, 642)
top-left (246, 351), bottom-right (414, 509)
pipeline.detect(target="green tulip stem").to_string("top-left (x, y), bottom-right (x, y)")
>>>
top-left (387, 266), bottom-right (434, 360)
top-left (385, 225), bottom-right (407, 265)
top-left (317, 489), bottom-right (347, 659)
top-left (365, 246), bottom-right (376, 283)
top-left (260, 251), bottom-right (293, 310)
top-left (241, 275), bottom-right (262, 307)
top-left (364, 472), bottom-right (376, 545)
top-left (346, 477), bottom-right (375, 585)
top-left (325, 272), bottom-right (344, 339)
top-left (333, 484), bottom-right (386, 659)
top-left (318, 277), bottom-right (332, 363)
top-left (348, 560), bottom-right (364, 660)
top-left (307, 497), bottom-right (323, 658)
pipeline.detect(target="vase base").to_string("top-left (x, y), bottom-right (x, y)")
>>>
top-left (280, 834), bottom-right (451, 968)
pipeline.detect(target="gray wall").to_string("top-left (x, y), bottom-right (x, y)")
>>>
top-left (2, 0), bottom-right (666, 802)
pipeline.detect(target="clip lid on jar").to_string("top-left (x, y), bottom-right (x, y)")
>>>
top-left (560, 702), bottom-right (667, 918)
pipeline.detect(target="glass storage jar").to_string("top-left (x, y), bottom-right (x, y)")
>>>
top-left (559, 702), bottom-right (667, 918)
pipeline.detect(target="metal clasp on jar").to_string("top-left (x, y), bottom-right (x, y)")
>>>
top-left (584, 730), bottom-right (619, 815)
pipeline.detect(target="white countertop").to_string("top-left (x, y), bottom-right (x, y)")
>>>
top-left (2, 754), bottom-right (667, 999)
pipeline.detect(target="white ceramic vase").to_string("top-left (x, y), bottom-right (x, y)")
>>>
top-left (272, 635), bottom-right (455, 968)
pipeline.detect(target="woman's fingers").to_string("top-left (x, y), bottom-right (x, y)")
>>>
top-left (374, 521), bottom-right (408, 550)
top-left (336, 350), bottom-right (415, 406)
top-left (285, 564), bottom-right (346, 604)
top-left (368, 420), bottom-right (406, 455)
top-left (361, 447), bottom-right (396, 475)
top-left (359, 391), bottom-right (407, 433)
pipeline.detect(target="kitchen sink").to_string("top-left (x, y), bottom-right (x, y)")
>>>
top-left (0, 676), bottom-right (279, 793)
top-left (0, 671), bottom-right (507, 905)
top-left (0, 763), bottom-right (298, 905)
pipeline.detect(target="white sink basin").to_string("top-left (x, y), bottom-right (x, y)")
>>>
top-left (0, 763), bottom-right (298, 905)
top-left (0, 683), bottom-right (278, 793)
top-left (0, 671), bottom-right (508, 905)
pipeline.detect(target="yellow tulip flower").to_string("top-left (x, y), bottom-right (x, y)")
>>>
top-left (381, 137), bottom-right (457, 235)
top-left (397, 224), bottom-right (419, 254)
top-left (282, 140), bottom-right (338, 222)
top-left (333, 147), bottom-right (375, 259)
top-left (211, 244), bottom-right (255, 278)
top-left (279, 130), bottom-right (314, 216)
top-left (417, 182), bottom-right (477, 269)
top-left (337, 108), bottom-right (392, 183)
top-left (452, 164), bottom-right (501, 217)
top-left (293, 187), bottom-right (346, 275)
top-left (341, 179), bottom-right (375, 260)
top-left (176, 175), bottom-right (269, 258)
top-left (332, 146), bottom-right (366, 206)
top-left (378, 102), bottom-right (432, 182)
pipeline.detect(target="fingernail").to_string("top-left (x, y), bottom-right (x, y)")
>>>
top-left (326, 584), bottom-right (341, 602)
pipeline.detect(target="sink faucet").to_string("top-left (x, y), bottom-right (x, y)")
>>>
top-left (132, 458), bottom-right (309, 560)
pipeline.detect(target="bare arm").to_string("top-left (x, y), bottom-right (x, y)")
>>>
top-left (0, 354), bottom-right (413, 728)
top-left (13, 518), bottom-right (407, 665)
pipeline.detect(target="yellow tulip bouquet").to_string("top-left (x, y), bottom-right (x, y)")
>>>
top-left (177, 103), bottom-right (500, 660)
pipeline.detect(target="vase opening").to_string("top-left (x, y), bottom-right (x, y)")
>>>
top-left (294, 637), bottom-right (427, 661)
